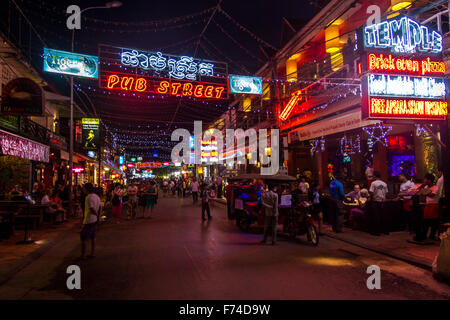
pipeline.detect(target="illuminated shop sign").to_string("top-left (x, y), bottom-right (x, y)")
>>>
top-left (103, 74), bottom-right (226, 99)
top-left (43, 48), bottom-right (98, 78)
top-left (363, 16), bottom-right (442, 54)
top-left (136, 162), bottom-right (170, 168)
top-left (99, 44), bottom-right (228, 99)
top-left (201, 140), bottom-right (218, 163)
top-left (118, 155), bottom-right (124, 165)
top-left (0, 130), bottom-right (50, 162)
top-left (229, 75), bottom-right (263, 95)
top-left (81, 118), bottom-right (99, 150)
top-left (367, 74), bottom-right (446, 99)
top-left (363, 97), bottom-right (448, 120)
top-left (365, 53), bottom-right (446, 76)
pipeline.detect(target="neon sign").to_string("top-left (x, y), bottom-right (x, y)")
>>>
top-left (366, 53), bottom-right (446, 76)
top-left (367, 74), bottom-right (446, 99)
top-left (279, 90), bottom-right (302, 121)
top-left (365, 97), bottom-right (447, 120)
top-left (99, 44), bottom-right (228, 100)
top-left (120, 49), bottom-right (214, 80)
top-left (0, 130), bottom-right (50, 162)
top-left (229, 75), bottom-right (263, 95)
top-left (136, 162), bottom-right (170, 168)
top-left (104, 74), bottom-right (226, 99)
top-left (363, 16), bottom-right (442, 54)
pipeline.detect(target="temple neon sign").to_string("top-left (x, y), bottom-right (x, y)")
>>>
top-left (105, 74), bottom-right (226, 99)
top-left (363, 16), bottom-right (442, 54)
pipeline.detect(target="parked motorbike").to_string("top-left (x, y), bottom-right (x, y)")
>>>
top-left (283, 201), bottom-right (319, 246)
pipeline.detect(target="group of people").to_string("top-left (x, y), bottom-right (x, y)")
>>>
top-left (326, 169), bottom-right (445, 240)
top-left (107, 180), bottom-right (159, 223)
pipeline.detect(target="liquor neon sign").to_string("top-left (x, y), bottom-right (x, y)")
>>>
top-left (104, 74), bottom-right (226, 99)
top-left (363, 16), bottom-right (442, 54)
top-left (279, 90), bottom-right (302, 121)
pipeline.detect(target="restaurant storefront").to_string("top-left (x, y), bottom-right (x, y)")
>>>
top-left (0, 129), bottom-right (50, 196)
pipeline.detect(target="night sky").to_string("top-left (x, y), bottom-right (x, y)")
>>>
top-left (6, 0), bottom-right (327, 158)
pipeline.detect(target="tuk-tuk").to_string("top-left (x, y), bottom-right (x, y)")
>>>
top-left (228, 173), bottom-right (319, 246)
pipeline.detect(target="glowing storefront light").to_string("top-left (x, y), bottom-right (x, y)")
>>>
top-left (363, 17), bottom-right (443, 53)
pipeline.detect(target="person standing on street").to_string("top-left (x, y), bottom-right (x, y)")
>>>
top-left (191, 178), bottom-right (199, 204)
top-left (144, 180), bottom-right (158, 218)
top-left (369, 171), bottom-right (389, 236)
top-left (200, 183), bottom-right (212, 221)
top-left (127, 181), bottom-right (138, 220)
top-left (261, 184), bottom-right (279, 245)
top-left (215, 175), bottom-right (223, 198)
top-left (80, 183), bottom-right (101, 259)
top-left (329, 174), bottom-right (346, 233)
top-left (111, 183), bottom-right (123, 224)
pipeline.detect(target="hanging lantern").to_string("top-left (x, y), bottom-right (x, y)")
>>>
top-left (391, 0), bottom-right (411, 11)
top-left (325, 24), bottom-right (340, 54)
top-left (286, 53), bottom-right (300, 82)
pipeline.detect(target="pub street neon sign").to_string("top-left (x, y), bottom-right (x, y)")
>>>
top-left (105, 74), bottom-right (226, 99)
top-left (363, 16), bottom-right (442, 54)
top-left (120, 49), bottom-right (214, 81)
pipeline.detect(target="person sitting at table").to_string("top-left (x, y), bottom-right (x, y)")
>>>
top-left (50, 190), bottom-right (67, 223)
top-left (348, 189), bottom-right (369, 229)
top-left (346, 184), bottom-right (361, 201)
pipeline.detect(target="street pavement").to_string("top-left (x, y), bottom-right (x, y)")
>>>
top-left (0, 195), bottom-right (449, 300)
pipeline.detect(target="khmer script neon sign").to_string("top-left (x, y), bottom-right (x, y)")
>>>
top-left (363, 16), bottom-right (442, 54)
top-left (120, 49), bottom-right (215, 80)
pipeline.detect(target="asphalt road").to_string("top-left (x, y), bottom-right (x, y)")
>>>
top-left (0, 195), bottom-right (449, 300)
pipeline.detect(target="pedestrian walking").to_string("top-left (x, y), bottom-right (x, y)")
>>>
top-left (261, 184), bottom-right (279, 245)
top-left (200, 183), bottom-right (212, 221)
top-left (191, 178), bottom-right (199, 204)
top-left (215, 175), bottom-right (223, 198)
top-left (144, 180), bottom-right (158, 218)
top-left (329, 173), bottom-right (346, 233)
top-left (80, 183), bottom-right (101, 260)
top-left (182, 179), bottom-right (187, 197)
top-left (111, 183), bottom-right (123, 224)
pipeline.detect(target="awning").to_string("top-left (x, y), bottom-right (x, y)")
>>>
top-left (289, 109), bottom-right (378, 142)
